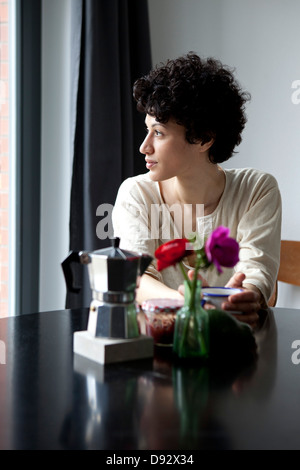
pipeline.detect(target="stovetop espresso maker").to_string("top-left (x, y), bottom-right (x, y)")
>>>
top-left (62, 238), bottom-right (154, 364)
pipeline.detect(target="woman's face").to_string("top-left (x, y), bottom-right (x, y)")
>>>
top-left (140, 114), bottom-right (200, 182)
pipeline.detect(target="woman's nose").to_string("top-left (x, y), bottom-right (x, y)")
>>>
top-left (139, 134), bottom-right (153, 155)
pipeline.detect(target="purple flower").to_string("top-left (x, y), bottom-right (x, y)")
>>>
top-left (205, 226), bottom-right (239, 273)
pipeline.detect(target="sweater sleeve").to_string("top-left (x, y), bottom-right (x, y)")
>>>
top-left (112, 177), bottom-right (163, 282)
top-left (235, 174), bottom-right (282, 304)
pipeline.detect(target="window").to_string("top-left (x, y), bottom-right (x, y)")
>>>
top-left (0, 0), bottom-right (41, 317)
top-left (0, 0), bottom-right (10, 318)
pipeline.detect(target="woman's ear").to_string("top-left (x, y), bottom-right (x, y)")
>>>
top-left (198, 136), bottom-right (215, 153)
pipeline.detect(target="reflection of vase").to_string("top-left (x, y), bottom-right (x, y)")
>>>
top-left (173, 280), bottom-right (209, 359)
top-left (173, 365), bottom-right (209, 448)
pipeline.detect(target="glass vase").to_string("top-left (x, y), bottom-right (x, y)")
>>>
top-left (173, 280), bottom-right (209, 360)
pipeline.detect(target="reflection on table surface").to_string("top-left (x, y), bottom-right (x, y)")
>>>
top-left (2, 306), bottom-right (299, 450)
top-left (63, 308), bottom-right (278, 450)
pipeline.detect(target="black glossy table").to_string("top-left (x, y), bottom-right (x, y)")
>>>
top-left (0, 307), bottom-right (300, 450)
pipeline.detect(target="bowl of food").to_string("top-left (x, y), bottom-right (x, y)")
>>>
top-left (141, 299), bottom-right (184, 346)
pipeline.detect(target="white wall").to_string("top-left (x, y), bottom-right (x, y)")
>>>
top-left (148, 0), bottom-right (300, 308)
top-left (40, 0), bottom-right (72, 311)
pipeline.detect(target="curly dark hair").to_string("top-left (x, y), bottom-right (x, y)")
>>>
top-left (133, 53), bottom-right (250, 164)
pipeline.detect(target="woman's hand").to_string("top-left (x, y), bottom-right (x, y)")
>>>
top-left (224, 272), bottom-right (262, 326)
top-left (178, 271), bottom-right (262, 327)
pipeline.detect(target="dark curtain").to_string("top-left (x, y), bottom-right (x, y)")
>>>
top-left (66, 0), bottom-right (152, 308)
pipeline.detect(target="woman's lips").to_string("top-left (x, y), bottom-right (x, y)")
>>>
top-left (146, 159), bottom-right (158, 169)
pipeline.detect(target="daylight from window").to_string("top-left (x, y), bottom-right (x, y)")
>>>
top-left (0, 0), bottom-right (9, 318)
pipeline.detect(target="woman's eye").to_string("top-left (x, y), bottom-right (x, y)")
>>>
top-left (144, 127), bottom-right (163, 137)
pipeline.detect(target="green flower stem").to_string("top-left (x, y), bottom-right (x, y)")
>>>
top-left (177, 263), bottom-right (194, 355)
top-left (178, 319), bottom-right (191, 357)
top-left (174, 250), bottom-right (208, 358)
top-left (177, 259), bottom-right (201, 355)
top-left (189, 256), bottom-right (202, 310)
top-left (194, 312), bottom-right (209, 357)
top-left (178, 283), bottom-right (192, 354)
top-left (175, 259), bottom-right (209, 359)
top-left (179, 261), bottom-right (190, 285)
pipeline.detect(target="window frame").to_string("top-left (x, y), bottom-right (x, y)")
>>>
top-left (13, 0), bottom-right (41, 315)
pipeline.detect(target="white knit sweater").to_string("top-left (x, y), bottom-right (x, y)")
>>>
top-left (112, 168), bottom-right (282, 303)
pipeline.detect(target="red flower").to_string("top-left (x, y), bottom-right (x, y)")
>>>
top-left (205, 226), bottom-right (239, 273)
top-left (155, 238), bottom-right (192, 271)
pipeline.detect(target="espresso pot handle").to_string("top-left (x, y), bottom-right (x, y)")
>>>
top-left (61, 251), bottom-right (82, 293)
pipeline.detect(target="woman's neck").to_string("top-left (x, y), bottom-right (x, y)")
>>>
top-left (160, 164), bottom-right (226, 215)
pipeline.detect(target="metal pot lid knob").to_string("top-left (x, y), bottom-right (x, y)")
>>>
top-left (111, 237), bottom-right (120, 248)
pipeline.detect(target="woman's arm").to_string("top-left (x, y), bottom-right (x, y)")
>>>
top-left (136, 273), bottom-right (183, 305)
top-left (235, 176), bottom-right (282, 305)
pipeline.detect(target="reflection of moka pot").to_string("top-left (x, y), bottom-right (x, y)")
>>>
top-left (62, 238), bottom-right (154, 364)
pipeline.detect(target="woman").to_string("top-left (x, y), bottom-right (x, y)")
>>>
top-left (112, 53), bottom-right (281, 324)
